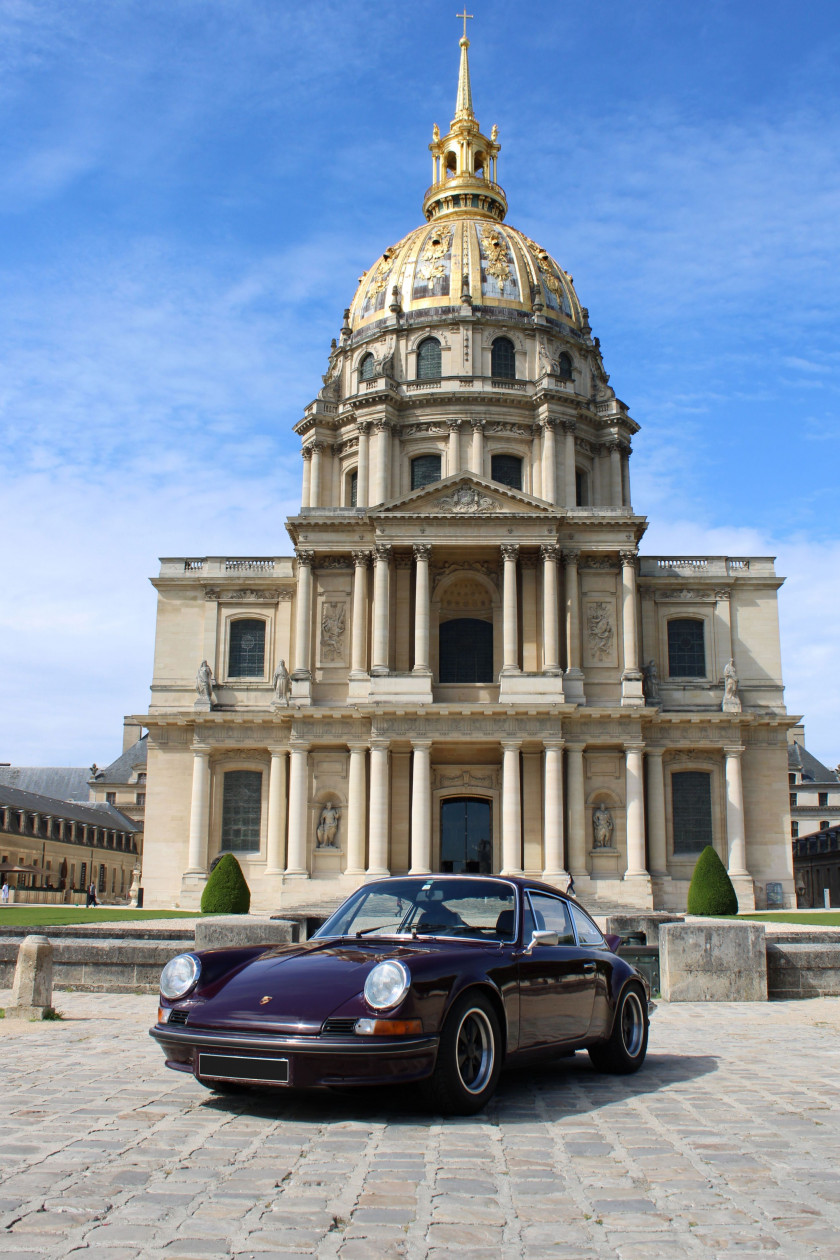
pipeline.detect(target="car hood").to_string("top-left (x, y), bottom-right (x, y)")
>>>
top-left (186, 938), bottom-right (431, 1034)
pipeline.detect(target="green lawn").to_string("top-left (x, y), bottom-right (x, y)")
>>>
top-left (0, 907), bottom-right (202, 927)
top-left (735, 911), bottom-right (840, 926)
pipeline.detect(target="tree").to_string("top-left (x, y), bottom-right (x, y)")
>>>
top-left (200, 853), bottom-right (251, 915)
top-left (686, 845), bottom-right (739, 916)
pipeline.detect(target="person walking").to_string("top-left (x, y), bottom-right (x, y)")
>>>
top-left (566, 872), bottom-right (576, 899)
top-left (86, 881), bottom-right (97, 908)
top-left (1, 879), bottom-right (9, 905)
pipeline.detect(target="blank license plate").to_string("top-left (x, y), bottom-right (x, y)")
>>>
top-left (198, 1053), bottom-right (290, 1084)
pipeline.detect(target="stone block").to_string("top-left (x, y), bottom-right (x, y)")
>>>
top-left (6, 934), bottom-right (54, 1018)
top-left (659, 921), bottom-right (767, 1001)
top-left (194, 916), bottom-right (299, 950)
top-left (766, 942), bottom-right (840, 999)
top-left (605, 913), bottom-right (684, 945)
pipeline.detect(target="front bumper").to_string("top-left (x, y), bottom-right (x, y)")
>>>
top-left (149, 1023), bottom-right (439, 1089)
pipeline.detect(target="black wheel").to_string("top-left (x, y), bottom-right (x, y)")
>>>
top-left (588, 984), bottom-right (648, 1075)
top-left (424, 992), bottom-right (502, 1115)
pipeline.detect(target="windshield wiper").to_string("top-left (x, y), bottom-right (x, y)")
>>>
top-left (354, 922), bottom-right (406, 937)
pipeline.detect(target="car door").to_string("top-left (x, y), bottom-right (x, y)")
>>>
top-left (517, 891), bottom-right (597, 1049)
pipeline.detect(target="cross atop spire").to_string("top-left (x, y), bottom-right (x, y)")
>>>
top-left (454, 10), bottom-right (475, 122)
top-left (457, 8), bottom-right (474, 40)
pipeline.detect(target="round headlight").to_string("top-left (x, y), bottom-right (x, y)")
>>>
top-left (160, 954), bottom-right (200, 1000)
top-left (363, 960), bottom-right (410, 1011)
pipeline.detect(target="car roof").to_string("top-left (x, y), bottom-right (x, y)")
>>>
top-left (363, 872), bottom-right (594, 917)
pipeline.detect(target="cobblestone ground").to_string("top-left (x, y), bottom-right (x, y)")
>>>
top-left (1, 991), bottom-right (839, 1260)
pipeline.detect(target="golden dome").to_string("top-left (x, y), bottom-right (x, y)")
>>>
top-left (349, 216), bottom-right (583, 333)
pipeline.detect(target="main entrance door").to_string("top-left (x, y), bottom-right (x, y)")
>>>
top-left (440, 798), bottom-right (492, 874)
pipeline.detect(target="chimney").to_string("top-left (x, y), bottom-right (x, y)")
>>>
top-left (123, 718), bottom-right (142, 753)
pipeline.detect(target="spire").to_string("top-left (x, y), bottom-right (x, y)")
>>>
top-left (454, 10), bottom-right (474, 123)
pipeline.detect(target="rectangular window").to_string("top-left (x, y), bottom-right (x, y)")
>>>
top-left (819, 792), bottom-right (828, 807)
top-left (672, 770), bottom-right (713, 854)
top-left (79, 862), bottom-right (87, 889)
top-left (98, 864), bottom-right (106, 893)
top-left (221, 770), bottom-right (262, 853)
top-left (136, 793), bottom-right (145, 806)
top-left (667, 619), bottom-right (706, 677)
top-left (820, 821), bottom-right (830, 832)
top-left (790, 793), bottom-right (797, 808)
top-left (788, 773), bottom-right (796, 786)
top-left (228, 619), bottom-right (266, 678)
top-left (791, 822), bottom-right (799, 838)
top-left (411, 454), bottom-right (442, 490)
top-left (106, 792), bottom-right (116, 805)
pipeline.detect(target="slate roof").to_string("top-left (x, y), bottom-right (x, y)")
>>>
top-left (98, 735), bottom-right (148, 784)
top-left (0, 766), bottom-right (91, 800)
top-left (788, 742), bottom-right (839, 783)
top-left (0, 784), bottom-right (139, 832)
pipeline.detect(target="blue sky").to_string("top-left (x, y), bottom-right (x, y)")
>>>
top-left (1, 0), bottom-right (838, 767)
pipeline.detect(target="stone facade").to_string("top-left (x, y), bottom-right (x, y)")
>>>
top-left (139, 32), bottom-right (795, 914)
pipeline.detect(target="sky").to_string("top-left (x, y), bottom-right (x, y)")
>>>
top-left (1, 0), bottom-right (838, 768)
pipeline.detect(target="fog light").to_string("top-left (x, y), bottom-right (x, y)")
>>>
top-left (355, 1018), bottom-right (422, 1036)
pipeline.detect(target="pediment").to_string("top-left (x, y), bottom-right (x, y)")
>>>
top-left (374, 474), bottom-right (555, 517)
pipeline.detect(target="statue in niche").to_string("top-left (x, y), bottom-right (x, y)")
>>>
top-left (272, 659), bottom-right (291, 706)
top-left (316, 802), bottom-right (340, 849)
top-left (642, 659), bottom-right (660, 703)
top-left (195, 659), bottom-right (215, 706)
top-left (592, 803), bottom-right (615, 849)
top-left (722, 658), bottom-right (742, 713)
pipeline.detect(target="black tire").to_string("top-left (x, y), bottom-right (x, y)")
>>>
top-left (588, 983), bottom-right (648, 1075)
top-left (424, 991), bottom-right (503, 1115)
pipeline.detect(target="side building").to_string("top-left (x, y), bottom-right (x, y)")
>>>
top-left (139, 30), bottom-right (796, 913)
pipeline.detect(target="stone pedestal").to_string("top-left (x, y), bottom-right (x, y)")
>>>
top-left (730, 875), bottom-right (756, 914)
top-left (369, 673), bottom-right (433, 704)
top-left (660, 921), bottom-right (767, 1001)
top-left (499, 674), bottom-right (566, 704)
top-left (6, 935), bottom-right (53, 1019)
top-left (563, 668), bottom-right (585, 704)
top-left (290, 676), bottom-right (311, 705)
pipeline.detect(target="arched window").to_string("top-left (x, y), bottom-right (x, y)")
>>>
top-left (491, 336), bottom-right (516, 379)
top-left (411, 454), bottom-right (442, 490)
top-left (667, 619), bottom-right (706, 677)
top-left (672, 771), bottom-right (713, 854)
top-left (416, 337), bottom-right (441, 379)
top-left (439, 618), bottom-right (493, 683)
top-left (228, 619), bottom-right (266, 678)
top-left (557, 352), bottom-right (573, 380)
top-left (221, 769), bottom-right (262, 853)
top-left (491, 454), bottom-right (522, 489)
top-left (359, 353), bottom-right (375, 382)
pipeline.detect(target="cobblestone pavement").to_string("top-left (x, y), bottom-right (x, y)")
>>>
top-left (1, 991), bottom-right (840, 1259)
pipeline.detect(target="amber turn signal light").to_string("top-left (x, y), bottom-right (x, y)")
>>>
top-left (355, 1018), bottom-right (423, 1036)
top-left (157, 1006), bottom-right (166, 1025)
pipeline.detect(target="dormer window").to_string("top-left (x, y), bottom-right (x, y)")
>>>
top-left (491, 336), bottom-right (516, 379)
top-left (491, 454), bottom-right (522, 489)
top-left (359, 353), bottom-right (375, 382)
top-left (557, 352), bottom-right (573, 380)
top-left (416, 337), bottom-right (441, 379)
top-left (411, 454), bottom-right (442, 490)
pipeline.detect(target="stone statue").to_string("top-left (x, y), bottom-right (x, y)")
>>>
top-left (722, 658), bottom-right (742, 713)
top-left (128, 865), bottom-right (142, 908)
top-left (642, 659), bottom-right (660, 703)
top-left (432, 122), bottom-right (440, 141)
top-left (195, 659), bottom-right (215, 706)
top-left (272, 659), bottom-right (291, 706)
top-left (592, 803), bottom-right (614, 849)
top-left (316, 802), bottom-right (340, 849)
top-left (491, 123), bottom-right (498, 141)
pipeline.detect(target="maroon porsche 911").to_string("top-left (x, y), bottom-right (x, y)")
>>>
top-left (150, 875), bottom-right (653, 1114)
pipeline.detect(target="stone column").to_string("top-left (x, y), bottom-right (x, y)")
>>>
top-left (592, 446), bottom-right (602, 506)
top-left (373, 420), bottom-right (390, 504)
top-left (265, 748), bottom-right (288, 875)
top-left (543, 739), bottom-right (566, 881)
top-left (293, 549), bottom-right (314, 678)
top-left (646, 750), bottom-right (668, 877)
top-left (186, 746), bottom-right (211, 873)
top-left (562, 420), bottom-right (576, 506)
top-left (540, 544), bottom-right (561, 674)
top-left (562, 549), bottom-right (584, 700)
top-left (413, 544), bottom-right (432, 673)
top-left (371, 544), bottom-right (392, 675)
top-left (725, 746), bottom-right (749, 876)
top-left (501, 543), bottom-right (520, 673)
top-left (471, 418), bottom-right (485, 477)
top-left (309, 441), bottom-right (324, 508)
top-left (356, 422), bottom-right (370, 508)
top-left (501, 740), bottom-right (522, 874)
top-left (301, 447), bottom-right (312, 509)
top-left (541, 419), bottom-right (557, 503)
top-left (609, 441), bottom-right (622, 506)
top-left (447, 419), bottom-right (461, 477)
top-left (409, 740), bottom-right (432, 874)
top-left (345, 743), bottom-right (367, 875)
top-left (285, 743), bottom-right (310, 876)
top-left (350, 550), bottom-right (371, 677)
top-left (621, 443), bottom-right (631, 507)
top-left (620, 549), bottom-right (644, 705)
top-left (624, 743), bottom-right (648, 879)
top-left (367, 739), bottom-right (390, 876)
top-left (566, 743), bottom-right (587, 874)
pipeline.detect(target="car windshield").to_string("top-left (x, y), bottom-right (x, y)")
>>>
top-left (314, 878), bottom-right (518, 943)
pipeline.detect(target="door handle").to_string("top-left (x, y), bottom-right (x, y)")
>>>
top-left (582, 961), bottom-right (597, 973)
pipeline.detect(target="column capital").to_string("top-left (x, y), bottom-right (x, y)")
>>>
top-left (356, 419), bottom-right (372, 435)
top-left (352, 549), bottom-right (372, 568)
top-left (645, 746), bottom-right (665, 760)
top-left (266, 744), bottom-right (289, 757)
top-left (413, 543), bottom-right (432, 562)
top-left (543, 737), bottom-right (565, 752)
top-left (723, 744), bottom-right (745, 757)
top-left (562, 548), bottom-right (581, 565)
top-left (411, 738), bottom-right (433, 751)
top-left (624, 741), bottom-right (645, 754)
top-left (561, 418), bottom-right (577, 434)
top-left (374, 543), bottom-right (392, 563)
top-left (310, 440), bottom-right (327, 454)
top-left (301, 446), bottom-right (313, 462)
top-left (295, 548), bottom-right (315, 567)
top-left (565, 740), bottom-right (586, 753)
top-left (542, 416), bottom-right (558, 431)
top-left (370, 737), bottom-right (391, 753)
top-left (500, 738), bottom-right (522, 753)
top-left (190, 742), bottom-right (212, 756)
top-left (500, 543), bottom-right (520, 562)
top-left (447, 417), bottom-right (462, 431)
top-left (619, 549), bottom-right (638, 566)
top-left (289, 737), bottom-right (310, 751)
top-left (373, 418), bottom-right (390, 433)
top-left (540, 543), bottom-right (560, 562)
top-left (470, 417), bottom-right (486, 431)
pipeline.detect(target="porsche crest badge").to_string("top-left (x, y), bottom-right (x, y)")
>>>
top-left (259, 995), bottom-right (272, 1005)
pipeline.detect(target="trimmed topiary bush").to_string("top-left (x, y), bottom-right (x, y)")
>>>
top-left (200, 853), bottom-right (251, 915)
top-left (687, 844), bottom-right (738, 916)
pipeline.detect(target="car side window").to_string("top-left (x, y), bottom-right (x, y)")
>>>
top-left (526, 893), bottom-right (575, 944)
top-left (570, 903), bottom-right (606, 947)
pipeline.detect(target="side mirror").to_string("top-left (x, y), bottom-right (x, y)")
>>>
top-left (524, 929), bottom-right (559, 955)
